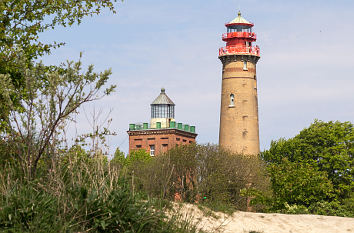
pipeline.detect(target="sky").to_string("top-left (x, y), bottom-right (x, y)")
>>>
top-left (40, 0), bottom-right (354, 155)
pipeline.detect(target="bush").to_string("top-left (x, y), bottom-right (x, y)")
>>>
top-left (0, 148), bottom-right (201, 233)
top-left (309, 201), bottom-right (353, 217)
top-left (266, 159), bottom-right (334, 210)
top-left (282, 203), bottom-right (309, 215)
top-left (262, 120), bottom-right (353, 202)
top-left (133, 144), bottom-right (270, 213)
top-left (260, 120), bottom-right (354, 216)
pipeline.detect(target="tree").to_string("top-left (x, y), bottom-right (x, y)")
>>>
top-left (0, 53), bottom-right (115, 178)
top-left (261, 120), bottom-right (354, 209)
top-left (126, 149), bottom-right (152, 167)
top-left (136, 144), bottom-right (269, 212)
top-left (0, 0), bottom-right (120, 129)
top-left (267, 158), bottom-right (334, 209)
top-left (111, 147), bottom-right (126, 166)
top-left (0, 0), bottom-right (118, 59)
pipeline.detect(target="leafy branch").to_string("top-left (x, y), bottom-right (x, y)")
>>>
top-left (0, 52), bottom-right (116, 178)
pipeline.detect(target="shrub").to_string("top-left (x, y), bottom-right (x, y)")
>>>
top-left (267, 159), bottom-right (334, 210)
top-left (0, 148), bottom-right (201, 232)
top-left (309, 201), bottom-right (353, 217)
top-left (261, 120), bottom-right (354, 216)
top-left (262, 120), bottom-right (353, 201)
top-left (134, 144), bottom-right (270, 212)
top-left (282, 203), bottom-right (309, 215)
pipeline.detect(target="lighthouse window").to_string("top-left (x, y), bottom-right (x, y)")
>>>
top-left (243, 61), bottom-right (248, 71)
top-left (151, 104), bottom-right (175, 118)
top-left (229, 94), bottom-right (235, 107)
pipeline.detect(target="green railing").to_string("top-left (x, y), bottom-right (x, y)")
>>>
top-left (129, 122), bottom-right (196, 133)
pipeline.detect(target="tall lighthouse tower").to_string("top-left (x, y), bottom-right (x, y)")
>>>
top-left (218, 12), bottom-right (260, 155)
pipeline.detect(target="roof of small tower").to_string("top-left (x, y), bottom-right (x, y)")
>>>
top-left (226, 11), bottom-right (254, 27)
top-left (151, 88), bottom-right (175, 105)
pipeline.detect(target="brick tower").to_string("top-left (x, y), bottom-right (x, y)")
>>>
top-left (218, 12), bottom-right (260, 155)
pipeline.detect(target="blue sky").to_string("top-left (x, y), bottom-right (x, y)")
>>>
top-left (40, 0), bottom-right (354, 155)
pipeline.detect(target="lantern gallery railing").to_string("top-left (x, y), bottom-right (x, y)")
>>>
top-left (128, 122), bottom-right (196, 133)
top-left (218, 46), bottom-right (260, 56)
top-left (222, 32), bottom-right (256, 40)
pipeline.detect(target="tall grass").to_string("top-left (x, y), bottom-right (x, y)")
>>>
top-left (0, 148), bottom-right (202, 232)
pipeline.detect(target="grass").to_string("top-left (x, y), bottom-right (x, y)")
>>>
top-left (0, 153), bottom-right (202, 233)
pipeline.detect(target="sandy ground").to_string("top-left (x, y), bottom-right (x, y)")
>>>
top-left (176, 203), bottom-right (354, 233)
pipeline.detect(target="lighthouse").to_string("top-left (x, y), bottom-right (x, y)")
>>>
top-left (127, 88), bottom-right (197, 156)
top-left (218, 12), bottom-right (260, 155)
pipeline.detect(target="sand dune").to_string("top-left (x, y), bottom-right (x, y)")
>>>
top-left (177, 203), bottom-right (354, 233)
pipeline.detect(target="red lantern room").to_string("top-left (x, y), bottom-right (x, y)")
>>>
top-left (219, 11), bottom-right (260, 57)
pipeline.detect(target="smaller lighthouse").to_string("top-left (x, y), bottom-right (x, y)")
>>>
top-left (150, 88), bottom-right (175, 129)
top-left (218, 12), bottom-right (261, 155)
top-left (127, 88), bottom-right (197, 156)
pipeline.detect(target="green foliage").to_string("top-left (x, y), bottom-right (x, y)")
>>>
top-left (127, 149), bottom-right (152, 166)
top-left (111, 147), bottom-right (126, 165)
top-left (59, 144), bottom-right (93, 167)
top-left (308, 200), bottom-right (353, 217)
top-left (0, 0), bottom-right (118, 59)
top-left (0, 54), bottom-right (115, 177)
top-left (111, 149), bottom-right (151, 168)
top-left (275, 200), bottom-right (354, 217)
top-left (132, 144), bottom-right (269, 213)
top-left (267, 159), bottom-right (334, 209)
top-left (0, 138), bottom-right (14, 167)
top-left (0, 178), bottom-right (61, 232)
top-left (0, 2), bottom-right (206, 231)
top-left (282, 203), bottom-right (310, 215)
top-left (0, 148), bottom-right (201, 233)
top-left (0, 0), bottom-right (120, 130)
top-left (261, 120), bottom-right (354, 216)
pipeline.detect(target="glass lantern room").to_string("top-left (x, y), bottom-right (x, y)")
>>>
top-left (226, 11), bottom-right (254, 33)
top-left (151, 88), bottom-right (175, 119)
top-left (151, 104), bottom-right (174, 118)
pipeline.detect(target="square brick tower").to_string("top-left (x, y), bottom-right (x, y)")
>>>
top-left (218, 12), bottom-right (261, 155)
top-left (127, 88), bottom-right (197, 156)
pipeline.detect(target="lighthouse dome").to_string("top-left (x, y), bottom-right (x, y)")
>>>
top-left (150, 88), bottom-right (175, 128)
top-left (151, 88), bottom-right (175, 105)
top-left (226, 11), bottom-right (254, 28)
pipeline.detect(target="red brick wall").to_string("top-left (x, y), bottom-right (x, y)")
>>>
top-left (128, 130), bottom-right (196, 155)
